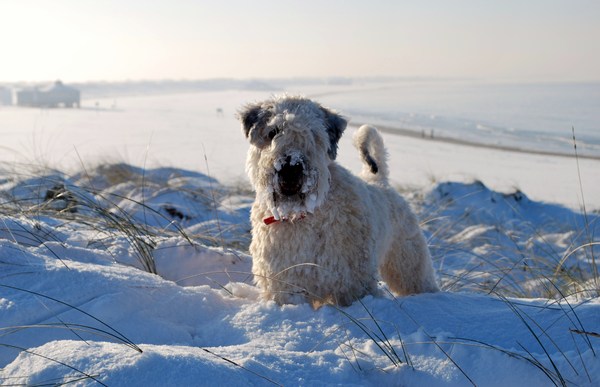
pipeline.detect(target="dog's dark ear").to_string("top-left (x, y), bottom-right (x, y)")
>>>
top-left (238, 103), bottom-right (264, 138)
top-left (321, 107), bottom-right (347, 159)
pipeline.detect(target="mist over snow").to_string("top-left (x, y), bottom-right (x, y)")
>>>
top-left (0, 81), bottom-right (599, 385)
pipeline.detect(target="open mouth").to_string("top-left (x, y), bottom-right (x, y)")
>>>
top-left (274, 154), bottom-right (306, 197)
top-left (269, 152), bottom-right (322, 217)
top-left (278, 161), bottom-right (304, 196)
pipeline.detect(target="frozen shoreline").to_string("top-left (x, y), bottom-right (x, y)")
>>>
top-left (0, 88), bottom-right (598, 210)
top-left (360, 122), bottom-right (600, 161)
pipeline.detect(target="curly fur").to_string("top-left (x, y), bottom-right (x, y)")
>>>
top-left (239, 95), bottom-right (439, 306)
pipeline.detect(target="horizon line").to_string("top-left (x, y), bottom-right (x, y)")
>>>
top-left (2, 75), bottom-right (600, 86)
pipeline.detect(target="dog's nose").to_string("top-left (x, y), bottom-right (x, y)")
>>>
top-left (277, 156), bottom-right (304, 196)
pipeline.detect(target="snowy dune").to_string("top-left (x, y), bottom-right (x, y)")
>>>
top-left (1, 83), bottom-right (599, 385)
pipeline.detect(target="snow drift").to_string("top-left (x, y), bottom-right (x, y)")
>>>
top-left (1, 164), bottom-right (599, 386)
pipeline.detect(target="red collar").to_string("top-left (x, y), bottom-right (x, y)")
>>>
top-left (263, 213), bottom-right (307, 225)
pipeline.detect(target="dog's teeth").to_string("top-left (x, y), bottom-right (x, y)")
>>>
top-left (304, 193), bottom-right (318, 213)
top-left (274, 160), bottom-right (282, 171)
top-left (272, 207), bottom-right (281, 220)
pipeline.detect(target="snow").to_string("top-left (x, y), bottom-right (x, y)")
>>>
top-left (1, 82), bottom-right (599, 386)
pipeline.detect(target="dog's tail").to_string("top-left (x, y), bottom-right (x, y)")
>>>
top-left (353, 125), bottom-right (389, 185)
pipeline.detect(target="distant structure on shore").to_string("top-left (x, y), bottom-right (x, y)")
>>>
top-left (17, 80), bottom-right (80, 108)
top-left (0, 86), bottom-right (11, 105)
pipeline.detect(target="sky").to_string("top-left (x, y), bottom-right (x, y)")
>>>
top-left (1, 0), bottom-right (599, 83)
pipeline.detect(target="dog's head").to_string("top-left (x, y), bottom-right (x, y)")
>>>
top-left (238, 95), bottom-right (347, 220)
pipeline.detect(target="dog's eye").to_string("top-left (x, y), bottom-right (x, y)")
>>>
top-left (268, 128), bottom-right (280, 140)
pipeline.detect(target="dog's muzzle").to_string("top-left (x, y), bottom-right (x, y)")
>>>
top-left (277, 156), bottom-right (304, 196)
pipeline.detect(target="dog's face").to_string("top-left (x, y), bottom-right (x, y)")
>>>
top-left (238, 96), bottom-right (347, 219)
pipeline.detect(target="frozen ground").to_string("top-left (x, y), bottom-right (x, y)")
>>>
top-left (0, 82), bottom-right (599, 385)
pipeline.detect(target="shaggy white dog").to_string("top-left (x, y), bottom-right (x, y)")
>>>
top-left (239, 95), bottom-right (439, 306)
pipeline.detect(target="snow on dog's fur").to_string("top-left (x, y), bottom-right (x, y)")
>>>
top-left (239, 95), bottom-right (439, 306)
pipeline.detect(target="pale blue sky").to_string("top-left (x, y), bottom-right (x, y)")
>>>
top-left (1, 0), bottom-right (599, 82)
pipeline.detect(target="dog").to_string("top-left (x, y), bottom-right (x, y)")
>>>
top-left (238, 95), bottom-right (439, 306)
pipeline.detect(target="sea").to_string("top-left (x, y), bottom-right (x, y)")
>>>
top-left (2, 78), bottom-right (599, 161)
top-left (311, 80), bottom-right (600, 158)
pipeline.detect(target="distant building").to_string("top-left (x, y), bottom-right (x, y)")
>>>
top-left (0, 86), bottom-right (11, 105)
top-left (17, 80), bottom-right (80, 108)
